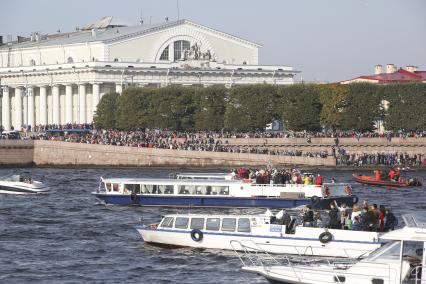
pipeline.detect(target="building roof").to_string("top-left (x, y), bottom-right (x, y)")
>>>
top-left (0, 18), bottom-right (261, 50)
top-left (342, 68), bottom-right (426, 84)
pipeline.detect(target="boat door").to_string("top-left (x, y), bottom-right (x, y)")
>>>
top-left (400, 240), bottom-right (425, 283)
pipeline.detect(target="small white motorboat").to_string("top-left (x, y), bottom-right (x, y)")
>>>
top-left (240, 213), bottom-right (426, 284)
top-left (136, 211), bottom-right (382, 258)
top-left (0, 175), bottom-right (49, 194)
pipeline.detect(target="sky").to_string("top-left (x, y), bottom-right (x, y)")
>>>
top-left (1, 0), bottom-right (425, 82)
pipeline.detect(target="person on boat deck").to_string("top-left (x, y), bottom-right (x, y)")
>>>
top-left (303, 175), bottom-right (310, 185)
top-left (394, 168), bottom-right (401, 181)
top-left (384, 208), bottom-right (398, 231)
top-left (337, 202), bottom-right (348, 227)
top-left (276, 209), bottom-right (291, 227)
top-left (302, 205), bottom-right (314, 227)
top-left (327, 203), bottom-right (340, 229)
top-left (342, 211), bottom-right (352, 230)
top-left (315, 174), bottom-right (323, 186)
top-left (388, 169), bottom-right (395, 181)
top-left (378, 205), bottom-right (386, 232)
top-left (314, 211), bottom-right (323, 228)
top-left (374, 170), bottom-right (381, 180)
top-left (361, 205), bottom-right (377, 231)
top-left (351, 204), bottom-right (362, 223)
top-left (352, 215), bottom-right (362, 231)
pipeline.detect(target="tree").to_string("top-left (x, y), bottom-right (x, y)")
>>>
top-left (340, 83), bottom-right (381, 131)
top-left (317, 84), bottom-right (348, 130)
top-left (383, 83), bottom-right (426, 131)
top-left (93, 92), bottom-right (120, 129)
top-left (279, 84), bottom-right (322, 131)
top-left (193, 85), bottom-right (227, 131)
top-left (224, 84), bottom-right (277, 131)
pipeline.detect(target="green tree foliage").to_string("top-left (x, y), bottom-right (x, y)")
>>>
top-left (224, 85), bottom-right (278, 131)
top-left (193, 85), bottom-right (227, 131)
top-left (279, 84), bottom-right (322, 131)
top-left (383, 83), bottom-right (426, 131)
top-left (317, 84), bottom-right (348, 130)
top-left (93, 92), bottom-right (120, 129)
top-left (340, 83), bottom-right (382, 131)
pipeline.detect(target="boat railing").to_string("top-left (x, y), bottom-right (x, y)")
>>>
top-left (409, 265), bottom-right (424, 284)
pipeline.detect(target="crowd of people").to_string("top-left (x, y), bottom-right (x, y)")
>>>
top-left (272, 201), bottom-right (398, 233)
top-left (1, 124), bottom-right (425, 167)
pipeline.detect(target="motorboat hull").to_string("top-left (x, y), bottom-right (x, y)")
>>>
top-left (353, 174), bottom-right (416, 188)
top-left (93, 193), bottom-right (357, 209)
top-left (137, 226), bottom-right (381, 258)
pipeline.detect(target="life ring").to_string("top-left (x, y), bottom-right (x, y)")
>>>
top-left (311, 195), bottom-right (321, 207)
top-left (319, 231), bottom-right (333, 243)
top-left (190, 229), bottom-right (203, 242)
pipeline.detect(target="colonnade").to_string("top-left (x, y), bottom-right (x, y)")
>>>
top-left (1, 83), bottom-right (121, 131)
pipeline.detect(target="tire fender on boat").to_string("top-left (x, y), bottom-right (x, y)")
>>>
top-left (190, 229), bottom-right (203, 242)
top-left (319, 231), bottom-right (333, 244)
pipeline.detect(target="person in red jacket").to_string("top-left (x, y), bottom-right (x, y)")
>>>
top-left (315, 174), bottom-right (323, 186)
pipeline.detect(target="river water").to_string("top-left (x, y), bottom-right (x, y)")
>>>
top-left (0, 167), bottom-right (425, 284)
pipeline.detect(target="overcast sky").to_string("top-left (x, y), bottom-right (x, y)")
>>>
top-left (1, 0), bottom-right (425, 82)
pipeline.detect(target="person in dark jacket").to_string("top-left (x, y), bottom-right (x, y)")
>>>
top-left (302, 205), bottom-right (314, 227)
top-left (327, 203), bottom-right (340, 229)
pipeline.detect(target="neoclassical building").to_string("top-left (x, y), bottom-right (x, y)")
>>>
top-left (0, 17), bottom-right (298, 131)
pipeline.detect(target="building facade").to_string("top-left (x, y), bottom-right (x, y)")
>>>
top-left (0, 17), bottom-right (298, 131)
top-left (340, 64), bottom-right (426, 84)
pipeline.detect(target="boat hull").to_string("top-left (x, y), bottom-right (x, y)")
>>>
top-left (93, 194), bottom-right (357, 209)
top-left (136, 226), bottom-right (381, 258)
top-left (353, 174), bottom-right (411, 188)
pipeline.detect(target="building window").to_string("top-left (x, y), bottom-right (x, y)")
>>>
top-left (29, 59), bottom-right (36, 66)
top-left (67, 57), bottom-right (73, 63)
top-left (174, 40), bottom-right (190, 61)
top-left (160, 45), bottom-right (169, 61)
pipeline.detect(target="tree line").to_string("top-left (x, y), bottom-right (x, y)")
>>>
top-left (94, 83), bottom-right (426, 132)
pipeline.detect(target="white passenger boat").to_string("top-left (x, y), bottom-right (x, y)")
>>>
top-left (93, 173), bottom-right (358, 209)
top-left (241, 213), bottom-right (426, 284)
top-left (0, 175), bottom-right (49, 194)
top-left (136, 212), bottom-right (381, 258)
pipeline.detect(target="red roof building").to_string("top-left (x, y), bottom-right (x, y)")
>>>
top-left (340, 64), bottom-right (426, 84)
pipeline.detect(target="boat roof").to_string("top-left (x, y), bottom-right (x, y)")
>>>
top-left (381, 213), bottom-right (426, 242)
top-left (101, 177), bottom-right (241, 185)
top-left (162, 213), bottom-right (270, 219)
top-left (176, 173), bottom-right (233, 177)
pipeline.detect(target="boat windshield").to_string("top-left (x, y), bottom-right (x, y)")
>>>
top-left (366, 240), bottom-right (424, 263)
top-left (365, 241), bottom-right (401, 261)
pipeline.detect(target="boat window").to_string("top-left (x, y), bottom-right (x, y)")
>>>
top-left (206, 218), bottom-right (221, 231)
top-left (190, 218), bottom-right (205, 230)
top-left (112, 183), bottom-right (120, 192)
top-left (219, 186), bottom-right (229, 195)
top-left (175, 217), bottom-right (189, 229)
top-left (237, 218), bottom-right (251, 233)
top-left (159, 185), bottom-right (174, 194)
top-left (160, 217), bottom-right (174, 228)
top-left (195, 186), bottom-right (206, 195)
top-left (179, 185), bottom-right (195, 195)
top-left (152, 185), bottom-right (162, 194)
top-left (141, 184), bottom-right (153, 194)
top-left (221, 218), bottom-right (236, 232)
top-left (106, 183), bottom-right (112, 192)
top-left (124, 184), bottom-right (140, 194)
top-left (205, 186), bottom-right (212, 195)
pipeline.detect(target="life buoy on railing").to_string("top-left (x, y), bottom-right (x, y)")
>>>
top-left (190, 229), bottom-right (203, 242)
top-left (319, 231), bottom-right (333, 243)
top-left (311, 195), bottom-right (321, 207)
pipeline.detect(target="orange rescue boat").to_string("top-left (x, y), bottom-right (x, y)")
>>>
top-left (353, 174), bottom-right (422, 188)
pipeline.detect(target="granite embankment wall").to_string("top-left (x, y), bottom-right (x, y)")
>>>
top-left (32, 141), bottom-right (334, 167)
top-left (0, 140), bottom-right (34, 167)
top-left (219, 137), bottom-right (426, 155)
top-left (1, 138), bottom-right (426, 168)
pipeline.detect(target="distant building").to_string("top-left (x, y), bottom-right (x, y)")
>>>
top-left (0, 16), bottom-right (299, 131)
top-left (340, 64), bottom-right (426, 84)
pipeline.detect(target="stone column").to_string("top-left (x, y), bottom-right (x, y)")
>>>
top-left (79, 84), bottom-right (86, 124)
top-left (15, 87), bottom-right (23, 130)
top-left (27, 86), bottom-right (35, 130)
top-left (39, 86), bottom-right (47, 126)
top-left (65, 84), bottom-right (73, 123)
top-left (115, 83), bottom-right (122, 94)
top-left (92, 83), bottom-right (100, 121)
top-left (23, 90), bottom-right (28, 129)
top-left (1, 86), bottom-right (10, 130)
top-left (52, 85), bottom-right (60, 125)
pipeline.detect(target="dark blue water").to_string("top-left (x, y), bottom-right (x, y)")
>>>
top-left (0, 167), bottom-right (425, 283)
